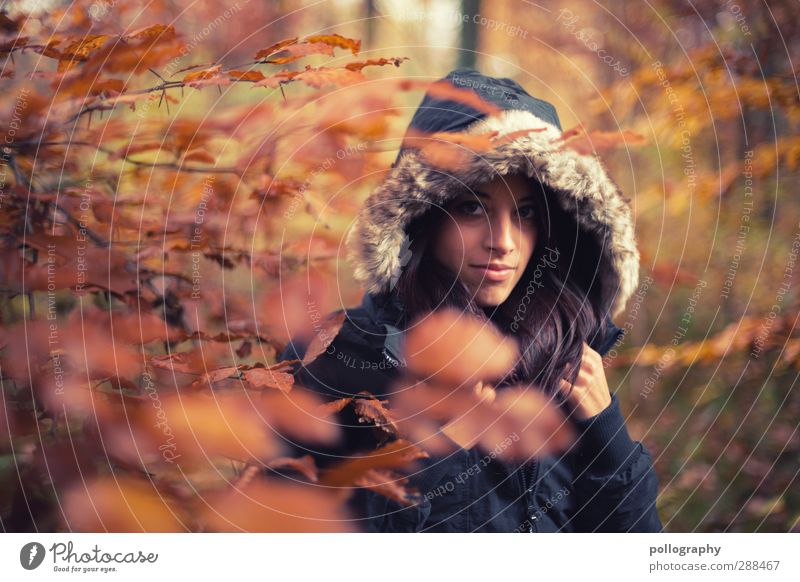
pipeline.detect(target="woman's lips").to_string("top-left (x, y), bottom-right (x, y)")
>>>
top-left (470, 265), bottom-right (515, 282)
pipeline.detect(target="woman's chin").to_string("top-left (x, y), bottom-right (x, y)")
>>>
top-left (472, 284), bottom-right (513, 308)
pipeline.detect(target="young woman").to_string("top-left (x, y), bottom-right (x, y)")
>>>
top-left (277, 68), bottom-right (662, 533)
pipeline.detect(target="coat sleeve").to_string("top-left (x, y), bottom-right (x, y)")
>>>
top-left (567, 393), bottom-right (664, 532)
top-left (275, 332), bottom-right (450, 532)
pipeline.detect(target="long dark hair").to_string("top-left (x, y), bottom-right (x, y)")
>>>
top-left (395, 176), bottom-right (608, 400)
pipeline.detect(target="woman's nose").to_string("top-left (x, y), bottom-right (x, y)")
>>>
top-left (484, 212), bottom-right (517, 254)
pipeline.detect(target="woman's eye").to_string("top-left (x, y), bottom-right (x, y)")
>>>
top-left (519, 206), bottom-right (536, 220)
top-left (458, 201), bottom-right (486, 217)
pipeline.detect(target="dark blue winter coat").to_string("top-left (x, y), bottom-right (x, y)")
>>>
top-left (276, 290), bottom-right (663, 533)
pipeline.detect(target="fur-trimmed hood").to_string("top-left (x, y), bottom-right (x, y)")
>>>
top-left (345, 68), bottom-right (639, 323)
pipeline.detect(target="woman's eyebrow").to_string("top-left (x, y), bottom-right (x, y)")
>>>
top-left (471, 190), bottom-right (536, 202)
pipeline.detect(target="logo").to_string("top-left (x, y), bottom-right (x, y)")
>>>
top-left (20, 542), bottom-right (46, 570)
top-left (389, 232), bottom-right (413, 291)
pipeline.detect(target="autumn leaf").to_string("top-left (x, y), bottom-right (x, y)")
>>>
top-left (403, 307), bottom-right (519, 387)
top-left (241, 366), bottom-right (295, 392)
top-left (390, 380), bottom-right (574, 461)
top-left (317, 397), bottom-right (354, 418)
top-left (403, 127), bottom-right (500, 171)
top-left (302, 310), bottom-right (346, 366)
top-left (254, 37), bottom-right (299, 61)
top-left (252, 69), bottom-right (302, 88)
top-left (132, 392), bottom-right (283, 466)
top-left (304, 33), bottom-right (361, 55)
top-left (182, 64), bottom-right (223, 86)
top-left (354, 468), bottom-right (418, 506)
top-left (126, 24), bottom-right (178, 42)
top-left (345, 57), bottom-right (409, 71)
top-left (557, 125), bottom-right (647, 155)
top-left (182, 148), bottom-right (217, 164)
top-left (320, 439), bottom-right (430, 487)
top-left (63, 476), bottom-right (186, 532)
top-left (424, 78), bottom-right (503, 117)
top-left (227, 69), bottom-right (266, 82)
top-left (253, 387), bottom-right (342, 445)
top-left (267, 454), bottom-right (320, 482)
top-left (353, 392), bottom-right (400, 437)
top-left (295, 65), bottom-right (365, 89)
top-left (197, 478), bottom-right (353, 532)
top-left (261, 41), bottom-right (335, 64)
top-left (0, 35), bottom-right (28, 54)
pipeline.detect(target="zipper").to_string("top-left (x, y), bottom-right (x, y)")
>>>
top-left (519, 458), bottom-right (540, 532)
top-left (381, 347), bottom-right (400, 368)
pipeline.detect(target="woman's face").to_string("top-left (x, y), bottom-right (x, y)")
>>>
top-left (433, 173), bottom-right (538, 307)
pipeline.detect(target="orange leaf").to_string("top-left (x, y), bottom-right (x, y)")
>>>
top-left (557, 125), bottom-right (646, 155)
top-left (182, 64), bottom-right (222, 84)
top-left (404, 128), bottom-right (499, 171)
top-left (126, 24), bottom-right (177, 42)
top-left (295, 65), bottom-right (365, 89)
top-left (317, 397), bottom-right (353, 418)
top-left (198, 478), bottom-right (353, 532)
top-left (320, 439), bottom-right (429, 487)
top-left (424, 78), bottom-right (502, 117)
top-left (353, 393), bottom-right (400, 437)
top-left (254, 37), bottom-right (299, 61)
top-left (302, 310), bottom-right (346, 366)
top-left (267, 455), bottom-right (320, 482)
top-left (227, 69), bottom-right (266, 82)
top-left (354, 468), bottom-right (418, 506)
top-left (344, 57), bottom-right (409, 72)
top-left (304, 33), bottom-right (361, 55)
top-left (262, 41), bottom-right (335, 64)
top-left (183, 149), bottom-right (216, 164)
top-left (63, 476), bottom-right (186, 532)
top-left (242, 367), bottom-right (294, 392)
top-left (404, 307), bottom-right (519, 387)
top-left (252, 69), bottom-right (301, 88)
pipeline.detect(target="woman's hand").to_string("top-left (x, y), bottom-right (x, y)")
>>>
top-left (557, 342), bottom-right (612, 421)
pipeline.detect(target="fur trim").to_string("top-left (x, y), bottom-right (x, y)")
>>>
top-left (345, 109), bottom-right (639, 320)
